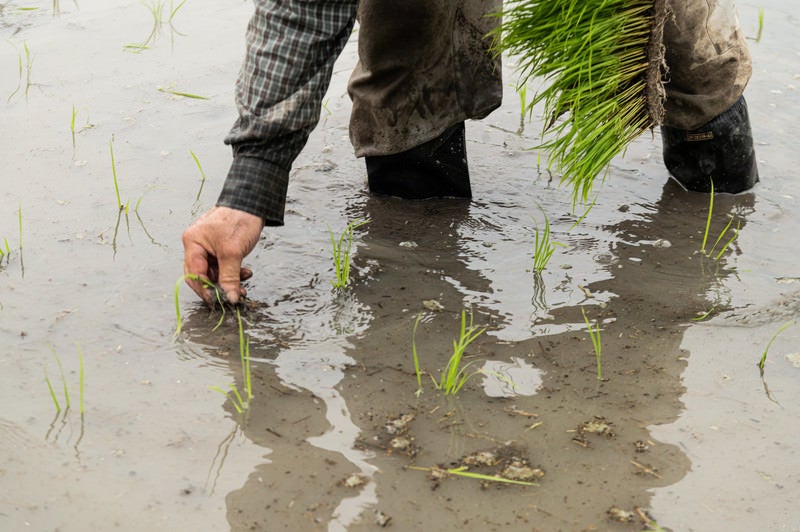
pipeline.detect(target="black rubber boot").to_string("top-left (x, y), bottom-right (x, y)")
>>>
top-left (661, 96), bottom-right (759, 193)
top-left (365, 122), bottom-right (471, 199)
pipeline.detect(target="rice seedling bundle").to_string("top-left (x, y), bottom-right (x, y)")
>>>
top-left (495, 0), bottom-right (669, 202)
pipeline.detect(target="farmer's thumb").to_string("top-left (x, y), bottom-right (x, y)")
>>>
top-left (218, 258), bottom-right (243, 305)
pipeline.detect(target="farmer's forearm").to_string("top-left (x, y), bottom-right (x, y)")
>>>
top-left (217, 0), bottom-right (358, 226)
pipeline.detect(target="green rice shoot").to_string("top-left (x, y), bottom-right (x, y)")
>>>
top-left (411, 313), bottom-right (424, 397)
top-left (47, 344), bottom-right (71, 412)
top-left (173, 273), bottom-right (226, 336)
top-left (109, 138), bottom-right (124, 211)
top-left (436, 309), bottom-right (485, 395)
top-left (758, 320), bottom-right (794, 372)
top-left (329, 218), bottom-right (369, 289)
top-left (582, 308), bottom-right (603, 381)
top-left (190, 150), bottom-right (207, 203)
top-left (532, 212), bottom-right (557, 273)
top-left (701, 182), bottom-right (740, 259)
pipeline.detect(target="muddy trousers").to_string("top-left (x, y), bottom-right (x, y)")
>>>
top-left (349, 0), bottom-right (758, 197)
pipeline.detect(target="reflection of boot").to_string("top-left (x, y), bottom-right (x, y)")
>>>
top-left (365, 122), bottom-right (471, 199)
top-left (661, 96), bottom-right (759, 194)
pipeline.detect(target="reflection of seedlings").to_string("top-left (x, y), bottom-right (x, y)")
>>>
top-left (329, 218), bottom-right (369, 289)
top-left (52, 0), bottom-right (79, 16)
top-left (701, 182), bottom-right (740, 260)
top-left (209, 308), bottom-right (254, 415)
top-left (8, 41), bottom-right (35, 102)
top-left (190, 150), bottom-right (207, 214)
top-left (133, 186), bottom-right (164, 246)
top-left (581, 308), bottom-right (603, 381)
top-left (44, 344), bottom-right (86, 448)
top-left (205, 424), bottom-right (239, 496)
top-left (130, 0), bottom-right (188, 50)
top-left (531, 271), bottom-right (547, 313)
top-left (758, 319), bottom-right (794, 374)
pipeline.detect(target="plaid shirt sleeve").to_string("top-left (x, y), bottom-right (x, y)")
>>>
top-left (217, 0), bottom-right (358, 226)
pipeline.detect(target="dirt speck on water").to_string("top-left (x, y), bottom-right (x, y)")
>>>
top-left (1, 1), bottom-right (799, 531)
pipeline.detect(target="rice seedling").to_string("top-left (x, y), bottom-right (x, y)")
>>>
top-left (109, 137), bottom-right (127, 212)
top-left (513, 82), bottom-right (530, 134)
top-left (437, 310), bottom-right (485, 395)
top-left (532, 212), bottom-right (556, 273)
top-left (173, 273), bottom-right (226, 336)
top-left (70, 105), bottom-right (77, 150)
top-left (209, 308), bottom-right (253, 414)
top-left (755, 8), bottom-right (765, 43)
top-left (411, 309), bottom-right (486, 396)
top-left (157, 86), bottom-right (209, 100)
top-left (329, 218), bottom-right (369, 289)
top-left (582, 308), bottom-right (603, 381)
top-left (411, 313), bottom-right (424, 397)
top-left (701, 182), bottom-right (740, 259)
top-left (407, 465), bottom-right (538, 487)
top-left (758, 320), bottom-right (794, 373)
top-left (0, 238), bottom-right (10, 267)
top-left (190, 150), bottom-right (207, 214)
top-left (45, 344), bottom-right (84, 414)
top-left (493, 0), bottom-right (668, 204)
top-left (7, 46), bottom-right (22, 103)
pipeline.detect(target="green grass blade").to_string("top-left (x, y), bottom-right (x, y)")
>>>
top-left (411, 313), bottom-right (423, 397)
top-left (701, 181), bottom-right (715, 254)
top-left (45, 373), bottom-right (62, 413)
top-left (758, 320), bottom-right (794, 371)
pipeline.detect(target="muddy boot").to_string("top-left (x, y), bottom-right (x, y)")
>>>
top-left (365, 122), bottom-right (472, 199)
top-left (661, 96), bottom-right (758, 193)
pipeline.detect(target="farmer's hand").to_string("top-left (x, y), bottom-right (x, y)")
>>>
top-left (182, 206), bottom-right (264, 305)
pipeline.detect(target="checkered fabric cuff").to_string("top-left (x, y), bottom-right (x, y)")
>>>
top-left (216, 155), bottom-right (289, 227)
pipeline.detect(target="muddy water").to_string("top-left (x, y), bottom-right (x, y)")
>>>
top-left (1, 1), bottom-right (798, 531)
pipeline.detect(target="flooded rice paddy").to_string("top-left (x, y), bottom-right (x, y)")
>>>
top-left (1, 1), bottom-right (799, 530)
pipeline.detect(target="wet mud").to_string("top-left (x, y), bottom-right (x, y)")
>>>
top-left (1, 1), bottom-right (799, 531)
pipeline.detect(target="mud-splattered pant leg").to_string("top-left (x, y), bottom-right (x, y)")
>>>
top-left (661, 0), bottom-right (758, 192)
top-left (663, 0), bottom-right (752, 130)
top-left (347, 0), bottom-right (502, 158)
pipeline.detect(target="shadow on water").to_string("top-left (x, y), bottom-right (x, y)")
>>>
top-left (179, 179), bottom-right (754, 530)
